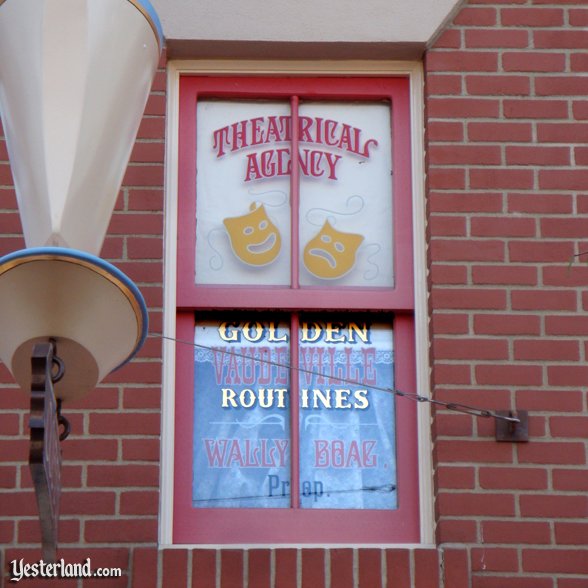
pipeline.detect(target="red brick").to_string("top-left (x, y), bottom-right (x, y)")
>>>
top-left (469, 121), bottom-right (532, 142)
top-left (472, 265), bottom-right (537, 285)
top-left (429, 144), bottom-right (501, 165)
top-left (571, 53), bottom-right (588, 72)
top-left (430, 240), bottom-right (505, 262)
top-left (120, 490), bottom-right (159, 515)
top-left (573, 101), bottom-right (588, 120)
top-left (511, 290), bottom-right (577, 311)
top-left (414, 550), bottom-right (439, 588)
top-left (330, 549), bottom-right (353, 588)
top-left (535, 76), bottom-right (588, 96)
top-left (466, 75), bottom-right (531, 96)
top-left (472, 216), bottom-right (536, 237)
top-left (386, 549), bottom-right (411, 588)
top-left (432, 29), bottom-right (462, 49)
top-left (474, 314), bottom-right (540, 335)
top-left (61, 438), bottom-right (118, 462)
top-left (437, 519), bottom-right (478, 544)
top-left (437, 492), bottom-right (516, 516)
top-left (137, 117), bottom-right (165, 139)
top-left (17, 518), bottom-right (80, 544)
top-left (85, 518), bottom-right (157, 543)
top-left (248, 550), bottom-right (271, 588)
top-left (454, 7), bottom-right (497, 25)
top-left (86, 464), bottom-right (159, 488)
top-left (60, 491), bottom-right (116, 516)
top-left (435, 412), bottom-right (474, 437)
top-left (534, 30), bottom-right (588, 50)
top-left (466, 29), bottom-right (529, 49)
top-left (127, 188), bottom-right (164, 211)
top-left (570, 8), bottom-right (588, 26)
top-left (502, 7), bottom-right (564, 26)
top-left (514, 340), bottom-right (579, 362)
top-left (430, 264), bottom-right (468, 285)
top-left (520, 495), bottom-right (588, 518)
top-left (358, 549), bottom-right (382, 588)
top-left (434, 337), bottom-right (508, 360)
top-left (436, 466), bottom-right (476, 489)
top-left (428, 167), bottom-right (466, 189)
top-left (540, 170), bottom-right (588, 192)
top-left (123, 164), bottom-right (164, 187)
top-left (193, 549), bottom-right (217, 588)
top-left (163, 550), bottom-right (189, 588)
top-left (470, 168), bottom-right (534, 190)
top-left (144, 93), bottom-right (166, 116)
top-left (538, 123), bottom-right (588, 143)
top-left (476, 364), bottom-right (543, 386)
top-left (107, 212), bottom-right (163, 235)
top-left (472, 577), bottom-right (552, 588)
top-left (523, 549), bottom-right (588, 574)
top-left (122, 438), bottom-right (160, 462)
top-left (442, 548), bottom-right (469, 588)
top-left (554, 522), bottom-right (588, 545)
top-left (427, 121), bottom-right (464, 142)
top-left (508, 193), bottom-right (572, 214)
top-left (551, 416), bottom-right (588, 439)
top-left (503, 98), bottom-right (569, 120)
top-left (428, 98), bottom-right (500, 119)
top-left (429, 192), bottom-right (503, 213)
top-left (431, 287), bottom-right (507, 310)
top-left (89, 412), bottom-right (160, 436)
top-left (130, 141), bottom-right (165, 163)
top-left (275, 549), bottom-right (297, 588)
top-left (123, 387), bottom-right (161, 409)
top-left (431, 313), bottom-right (470, 334)
top-left (479, 467), bottom-right (548, 490)
top-left (426, 74), bottom-right (462, 95)
top-left (481, 521), bottom-right (551, 545)
top-left (507, 145), bottom-right (570, 166)
top-left (519, 441), bottom-right (586, 465)
top-left (426, 52), bottom-right (498, 72)
top-left (302, 549), bottom-right (324, 588)
top-left (428, 215), bottom-right (467, 237)
top-left (548, 365), bottom-right (588, 387)
top-left (127, 236), bottom-right (163, 259)
top-left (433, 363), bottom-right (472, 384)
top-left (132, 548), bottom-right (158, 588)
top-left (509, 240), bottom-right (574, 263)
top-left (436, 440), bottom-right (514, 464)
top-left (575, 146), bottom-right (588, 165)
top-left (553, 469), bottom-right (588, 492)
top-left (221, 550), bottom-right (243, 588)
top-left (471, 547), bottom-right (518, 572)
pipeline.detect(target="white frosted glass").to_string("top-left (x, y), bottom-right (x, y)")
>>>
top-left (195, 101), bottom-right (291, 286)
top-left (298, 103), bottom-right (394, 287)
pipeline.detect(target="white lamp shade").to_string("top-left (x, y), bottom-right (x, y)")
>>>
top-left (0, 0), bottom-right (163, 255)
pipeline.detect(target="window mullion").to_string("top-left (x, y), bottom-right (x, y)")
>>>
top-left (290, 95), bottom-right (300, 290)
top-left (289, 312), bottom-right (300, 509)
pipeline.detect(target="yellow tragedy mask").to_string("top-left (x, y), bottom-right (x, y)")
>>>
top-left (303, 220), bottom-right (364, 279)
top-left (223, 203), bottom-right (282, 266)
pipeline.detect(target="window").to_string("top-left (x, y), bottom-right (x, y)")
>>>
top-left (173, 76), bottom-right (419, 543)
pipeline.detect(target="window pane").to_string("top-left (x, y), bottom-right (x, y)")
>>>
top-left (298, 318), bottom-right (397, 509)
top-left (298, 103), bottom-right (394, 288)
top-left (192, 318), bottom-right (291, 508)
top-left (195, 101), bottom-right (291, 286)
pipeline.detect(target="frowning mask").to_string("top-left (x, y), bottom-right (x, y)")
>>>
top-left (303, 220), bottom-right (364, 279)
top-left (223, 203), bottom-right (282, 266)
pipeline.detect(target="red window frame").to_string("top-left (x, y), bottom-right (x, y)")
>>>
top-left (173, 76), bottom-right (419, 544)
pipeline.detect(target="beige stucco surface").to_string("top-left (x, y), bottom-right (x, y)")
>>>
top-left (150, 0), bottom-right (463, 59)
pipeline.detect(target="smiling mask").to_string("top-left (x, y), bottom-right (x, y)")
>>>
top-left (303, 220), bottom-right (364, 279)
top-left (223, 203), bottom-right (282, 266)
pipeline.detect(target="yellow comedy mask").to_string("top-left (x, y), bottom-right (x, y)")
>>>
top-left (303, 220), bottom-right (364, 279)
top-left (223, 203), bottom-right (282, 266)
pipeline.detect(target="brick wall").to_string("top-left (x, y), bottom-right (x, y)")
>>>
top-left (427, 0), bottom-right (588, 586)
top-left (1, 0), bottom-right (588, 586)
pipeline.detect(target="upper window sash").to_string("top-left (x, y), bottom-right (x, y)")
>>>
top-left (177, 77), bottom-right (414, 311)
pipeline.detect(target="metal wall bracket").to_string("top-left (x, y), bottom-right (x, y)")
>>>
top-left (29, 342), bottom-right (66, 562)
top-left (495, 410), bottom-right (529, 443)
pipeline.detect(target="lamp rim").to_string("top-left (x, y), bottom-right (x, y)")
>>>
top-left (0, 247), bottom-right (149, 371)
